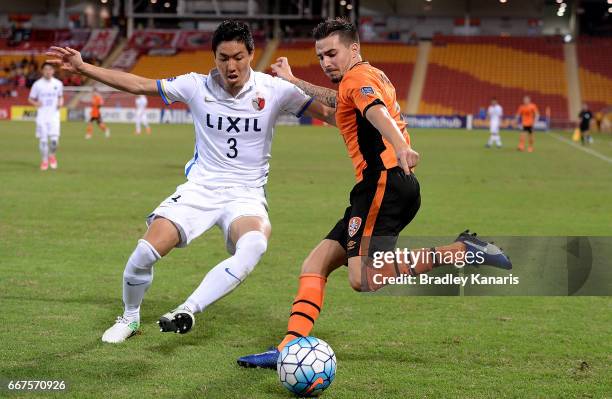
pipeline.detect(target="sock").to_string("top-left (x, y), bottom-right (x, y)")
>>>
top-left (518, 133), bottom-right (526, 149)
top-left (100, 122), bottom-right (108, 132)
top-left (278, 273), bottom-right (327, 350)
top-left (135, 120), bottom-right (141, 133)
top-left (528, 134), bottom-right (534, 149)
top-left (39, 139), bottom-right (48, 161)
top-left (182, 231), bottom-right (267, 313)
top-left (49, 139), bottom-right (58, 155)
top-left (122, 239), bottom-right (161, 322)
top-left (86, 124), bottom-right (93, 134)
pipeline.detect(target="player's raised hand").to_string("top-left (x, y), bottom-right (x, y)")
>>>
top-left (397, 146), bottom-right (420, 175)
top-left (46, 46), bottom-right (84, 74)
top-left (271, 57), bottom-right (295, 82)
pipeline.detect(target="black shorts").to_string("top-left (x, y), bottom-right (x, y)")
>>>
top-left (90, 116), bottom-right (102, 124)
top-left (325, 167), bottom-right (421, 259)
top-left (523, 125), bottom-right (533, 134)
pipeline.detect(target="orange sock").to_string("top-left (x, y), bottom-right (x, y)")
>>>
top-left (99, 123), bottom-right (107, 131)
top-left (86, 124), bottom-right (93, 134)
top-left (528, 134), bottom-right (534, 150)
top-left (278, 273), bottom-right (326, 350)
top-left (518, 133), bottom-right (526, 150)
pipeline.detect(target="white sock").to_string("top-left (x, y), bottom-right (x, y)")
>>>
top-left (135, 121), bottom-right (141, 133)
top-left (182, 231), bottom-right (268, 313)
top-left (39, 140), bottom-right (48, 161)
top-left (496, 135), bottom-right (503, 146)
top-left (122, 239), bottom-right (161, 322)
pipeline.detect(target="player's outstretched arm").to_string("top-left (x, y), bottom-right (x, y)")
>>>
top-left (272, 57), bottom-right (337, 109)
top-left (365, 104), bottom-right (419, 174)
top-left (46, 46), bottom-right (158, 96)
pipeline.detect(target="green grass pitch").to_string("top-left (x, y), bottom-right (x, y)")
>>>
top-left (1, 121), bottom-right (611, 398)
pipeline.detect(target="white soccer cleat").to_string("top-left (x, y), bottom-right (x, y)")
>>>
top-left (101, 316), bottom-right (140, 343)
top-left (157, 307), bottom-right (195, 334)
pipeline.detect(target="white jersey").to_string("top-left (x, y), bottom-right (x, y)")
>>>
top-left (156, 69), bottom-right (312, 188)
top-left (135, 95), bottom-right (147, 112)
top-left (29, 77), bottom-right (63, 123)
top-left (487, 104), bottom-right (503, 125)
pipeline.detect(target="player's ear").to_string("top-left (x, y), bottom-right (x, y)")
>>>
top-left (351, 42), bottom-right (360, 58)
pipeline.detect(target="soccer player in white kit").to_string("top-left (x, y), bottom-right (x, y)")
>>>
top-left (486, 98), bottom-right (503, 148)
top-left (47, 20), bottom-right (335, 343)
top-left (134, 94), bottom-right (151, 135)
top-left (28, 62), bottom-right (64, 170)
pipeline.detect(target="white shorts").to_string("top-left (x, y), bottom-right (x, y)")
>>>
top-left (36, 119), bottom-right (60, 140)
top-left (147, 180), bottom-right (269, 253)
top-left (490, 121), bottom-right (500, 134)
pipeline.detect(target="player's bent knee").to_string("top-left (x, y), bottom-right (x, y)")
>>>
top-left (349, 273), bottom-right (363, 292)
top-left (233, 231), bottom-right (268, 279)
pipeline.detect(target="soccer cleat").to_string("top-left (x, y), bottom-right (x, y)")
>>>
top-left (527, 147), bottom-right (534, 153)
top-left (101, 316), bottom-right (140, 343)
top-left (40, 160), bottom-right (49, 171)
top-left (85, 134), bottom-right (92, 139)
top-left (455, 230), bottom-right (512, 270)
top-left (157, 307), bottom-right (194, 334)
top-left (237, 348), bottom-right (280, 369)
top-left (49, 155), bottom-right (57, 170)
top-left (145, 127), bottom-right (151, 135)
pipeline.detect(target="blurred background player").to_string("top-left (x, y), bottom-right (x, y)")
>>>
top-left (86, 88), bottom-right (110, 139)
top-left (28, 62), bottom-right (63, 171)
top-left (134, 94), bottom-right (151, 135)
top-left (515, 96), bottom-right (539, 152)
top-left (578, 103), bottom-right (593, 145)
top-left (486, 98), bottom-right (503, 148)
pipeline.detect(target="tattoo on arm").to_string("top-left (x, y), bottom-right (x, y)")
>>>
top-left (292, 78), bottom-right (337, 108)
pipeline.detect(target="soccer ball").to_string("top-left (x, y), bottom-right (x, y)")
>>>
top-left (277, 336), bottom-right (336, 397)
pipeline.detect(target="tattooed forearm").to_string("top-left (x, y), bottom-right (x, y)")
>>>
top-left (291, 78), bottom-right (337, 108)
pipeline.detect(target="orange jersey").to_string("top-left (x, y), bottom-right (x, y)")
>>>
top-left (335, 62), bottom-right (410, 182)
top-left (91, 94), bottom-right (103, 118)
top-left (517, 103), bottom-right (539, 127)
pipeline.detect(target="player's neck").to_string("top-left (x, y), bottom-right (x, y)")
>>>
top-left (347, 55), bottom-right (364, 71)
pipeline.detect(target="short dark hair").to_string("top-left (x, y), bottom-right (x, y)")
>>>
top-left (212, 20), bottom-right (254, 54)
top-left (41, 62), bottom-right (54, 69)
top-left (312, 17), bottom-right (359, 45)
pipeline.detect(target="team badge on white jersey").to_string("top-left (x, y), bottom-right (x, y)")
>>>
top-left (252, 94), bottom-right (266, 111)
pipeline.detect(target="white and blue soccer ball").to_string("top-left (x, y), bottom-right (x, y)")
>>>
top-left (277, 336), bottom-right (337, 397)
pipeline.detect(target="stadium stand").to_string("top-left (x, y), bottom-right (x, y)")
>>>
top-left (577, 37), bottom-right (612, 113)
top-left (419, 35), bottom-right (569, 120)
top-left (0, 29), bottom-right (95, 108)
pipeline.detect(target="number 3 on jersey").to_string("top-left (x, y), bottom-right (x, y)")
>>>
top-left (227, 137), bottom-right (238, 158)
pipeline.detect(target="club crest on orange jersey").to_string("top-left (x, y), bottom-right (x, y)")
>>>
top-left (348, 217), bottom-right (362, 237)
top-left (252, 94), bottom-right (265, 111)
